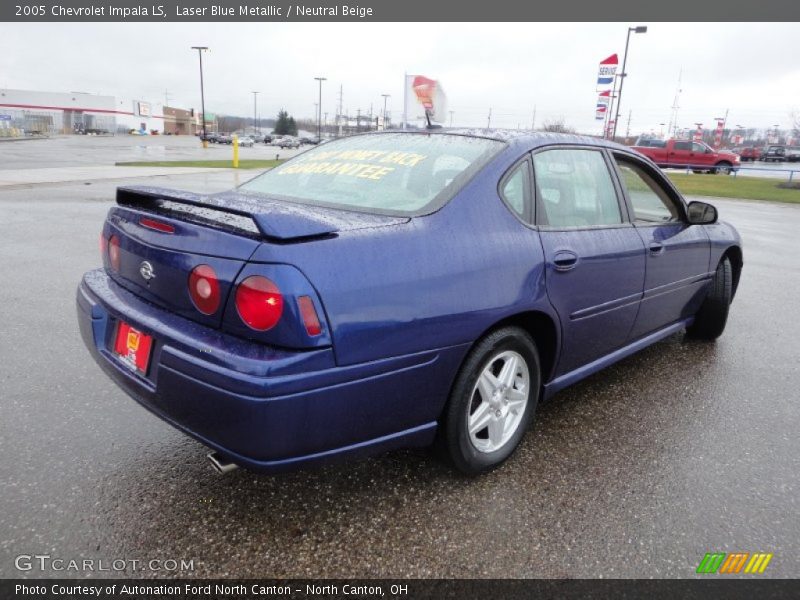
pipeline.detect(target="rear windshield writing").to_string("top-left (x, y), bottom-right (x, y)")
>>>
top-left (277, 149), bottom-right (428, 181)
top-left (241, 133), bottom-right (503, 214)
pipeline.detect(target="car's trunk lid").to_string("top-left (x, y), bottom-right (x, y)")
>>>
top-left (105, 186), bottom-right (407, 329)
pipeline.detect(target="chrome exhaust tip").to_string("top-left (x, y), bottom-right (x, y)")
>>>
top-left (207, 451), bottom-right (239, 474)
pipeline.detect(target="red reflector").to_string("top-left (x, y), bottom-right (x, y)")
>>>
top-left (140, 217), bottom-right (175, 233)
top-left (235, 276), bottom-right (283, 331)
top-left (188, 264), bottom-right (221, 315)
top-left (297, 296), bottom-right (322, 336)
top-left (100, 232), bottom-right (108, 257)
top-left (108, 235), bottom-right (121, 271)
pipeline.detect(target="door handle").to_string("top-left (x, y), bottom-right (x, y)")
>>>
top-left (553, 250), bottom-right (578, 271)
top-left (649, 242), bottom-right (665, 255)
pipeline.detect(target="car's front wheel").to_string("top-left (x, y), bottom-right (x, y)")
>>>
top-left (441, 327), bottom-right (541, 475)
top-left (687, 257), bottom-right (733, 340)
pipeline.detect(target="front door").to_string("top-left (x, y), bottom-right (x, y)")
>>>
top-left (610, 153), bottom-right (711, 339)
top-left (533, 147), bottom-right (646, 376)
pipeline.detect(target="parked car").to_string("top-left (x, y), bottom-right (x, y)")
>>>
top-left (77, 131), bottom-right (742, 475)
top-left (733, 146), bottom-right (760, 162)
top-left (277, 136), bottom-right (300, 149)
top-left (761, 145), bottom-right (786, 162)
top-left (236, 136), bottom-right (254, 147)
top-left (632, 138), bottom-right (740, 174)
top-left (262, 134), bottom-right (273, 144)
top-left (216, 133), bottom-right (233, 145)
top-left (785, 146), bottom-right (800, 163)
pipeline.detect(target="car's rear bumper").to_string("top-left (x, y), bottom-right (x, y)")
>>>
top-left (77, 269), bottom-right (467, 473)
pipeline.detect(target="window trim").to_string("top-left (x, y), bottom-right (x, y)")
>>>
top-left (608, 150), bottom-right (689, 226)
top-left (497, 156), bottom-right (535, 225)
top-left (531, 144), bottom-right (632, 231)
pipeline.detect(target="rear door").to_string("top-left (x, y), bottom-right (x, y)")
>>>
top-left (533, 146), bottom-right (646, 376)
top-left (610, 152), bottom-right (711, 338)
top-left (668, 140), bottom-right (693, 167)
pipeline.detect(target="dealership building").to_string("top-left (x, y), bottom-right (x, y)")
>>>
top-left (0, 88), bottom-right (202, 136)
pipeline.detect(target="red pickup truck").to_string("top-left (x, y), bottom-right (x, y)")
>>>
top-left (632, 139), bottom-right (740, 174)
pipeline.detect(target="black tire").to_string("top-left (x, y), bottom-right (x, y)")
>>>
top-left (712, 162), bottom-right (733, 175)
top-left (687, 257), bottom-right (733, 340)
top-left (692, 169), bottom-right (704, 175)
top-left (440, 327), bottom-right (541, 475)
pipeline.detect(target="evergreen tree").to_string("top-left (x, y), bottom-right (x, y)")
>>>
top-left (287, 117), bottom-right (298, 136)
top-left (274, 109), bottom-right (291, 135)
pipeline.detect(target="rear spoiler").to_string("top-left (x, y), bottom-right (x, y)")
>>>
top-left (116, 186), bottom-right (339, 242)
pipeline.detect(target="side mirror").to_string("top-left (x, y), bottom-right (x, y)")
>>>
top-left (687, 201), bottom-right (718, 225)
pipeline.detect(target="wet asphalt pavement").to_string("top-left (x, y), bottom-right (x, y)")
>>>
top-left (0, 168), bottom-right (799, 579)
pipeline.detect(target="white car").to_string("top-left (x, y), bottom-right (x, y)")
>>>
top-left (236, 136), bottom-right (255, 147)
top-left (277, 137), bottom-right (300, 149)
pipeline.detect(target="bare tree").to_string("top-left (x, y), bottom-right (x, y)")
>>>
top-left (540, 118), bottom-right (576, 134)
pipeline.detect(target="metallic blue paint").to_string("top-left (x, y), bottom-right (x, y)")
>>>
top-left (77, 131), bottom-right (743, 472)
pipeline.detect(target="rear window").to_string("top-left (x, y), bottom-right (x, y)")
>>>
top-left (240, 133), bottom-right (504, 215)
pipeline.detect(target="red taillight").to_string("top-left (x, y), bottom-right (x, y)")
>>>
top-left (235, 276), bottom-right (283, 331)
top-left (139, 217), bottom-right (175, 234)
top-left (297, 296), bottom-right (322, 336)
top-left (188, 264), bottom-right (221, 315)
top-left (100, 232), bottom-right (108, 258)
top-left (108, 235), bottom-right (121, 271)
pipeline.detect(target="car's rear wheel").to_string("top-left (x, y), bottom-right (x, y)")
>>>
top-left (441, 327), bottom-right (541, 475)
top-left (687, 257), bottom-right (733, 340)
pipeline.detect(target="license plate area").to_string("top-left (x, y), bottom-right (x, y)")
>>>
top-left (113, 321), bottom-right (153, 374)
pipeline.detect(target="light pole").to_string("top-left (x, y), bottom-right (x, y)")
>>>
top-left (450, 111), bottom-right (454, 127)
top-left (252, 91), bottom-right (259, 136)
top-left (611, 26), bottom-right (647, 139)
top-left (191, 46), bottom-right (209, 146)
top-left (314, 77), bottom-right (326, 140)
top-left (659, 122), bottom-right (665, 137)
top-left (381, 94), bottom-right (390, 129)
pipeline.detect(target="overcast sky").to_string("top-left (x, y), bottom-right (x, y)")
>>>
top-left (2, 22), bottom-right (799, 134)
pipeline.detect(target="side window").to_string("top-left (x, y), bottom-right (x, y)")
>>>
top-left (500, 161), bottom-right (529, 218)
top-left (615, 158), bottom-right (681, 223)
top-left (533, 149), bottom-right (622, 228)
top-left (692, 142), bottom-right (707, 153)
top-left (673, 141), bottom-right (691, 151)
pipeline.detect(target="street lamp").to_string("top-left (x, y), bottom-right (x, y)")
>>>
top-left (314, 77), bottom-right (326, 140)
top-left (191, 46), bottom-right (209, 146)
top-left (252, 91), bottom-right (259, 136)
top-left (381, 94), bottom-right (390, 130)
top-left (611, 25), bottom-right (647, 139)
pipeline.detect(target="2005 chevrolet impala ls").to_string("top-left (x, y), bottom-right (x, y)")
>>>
top-left (77, 130), bottom-right (742, 474)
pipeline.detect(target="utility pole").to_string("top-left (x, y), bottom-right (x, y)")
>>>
top-left (668, 69), bottom-right (682, 138)
top-left (190, 46), bottom-right (209, 145)
top-left (337, 85), bottom-right (343, 125)
top-left (314, 76), bottom-right (326, 141)
top-left (531, 105), bottom-right (537, 130)
top-left (251, 91), bottom-right (259, 136)
top-left (164, 89), bottom-right (171, 109)
top-left (612, 25), bottom-right (648, 139)
top-left (382, 94), bottom-right (390, 129)
top-left (487, 108), bottom-right (492, 129)
top-left (625, 109), bottom-right (632, 139)
top-left (449, 110), bottom-right (454, 127)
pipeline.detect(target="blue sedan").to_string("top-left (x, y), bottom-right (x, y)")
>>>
top-left (77, 130), bottom-right (742, 474)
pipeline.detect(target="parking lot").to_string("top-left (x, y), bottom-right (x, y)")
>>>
top-left (0, 137), bottom-right (798, 579)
